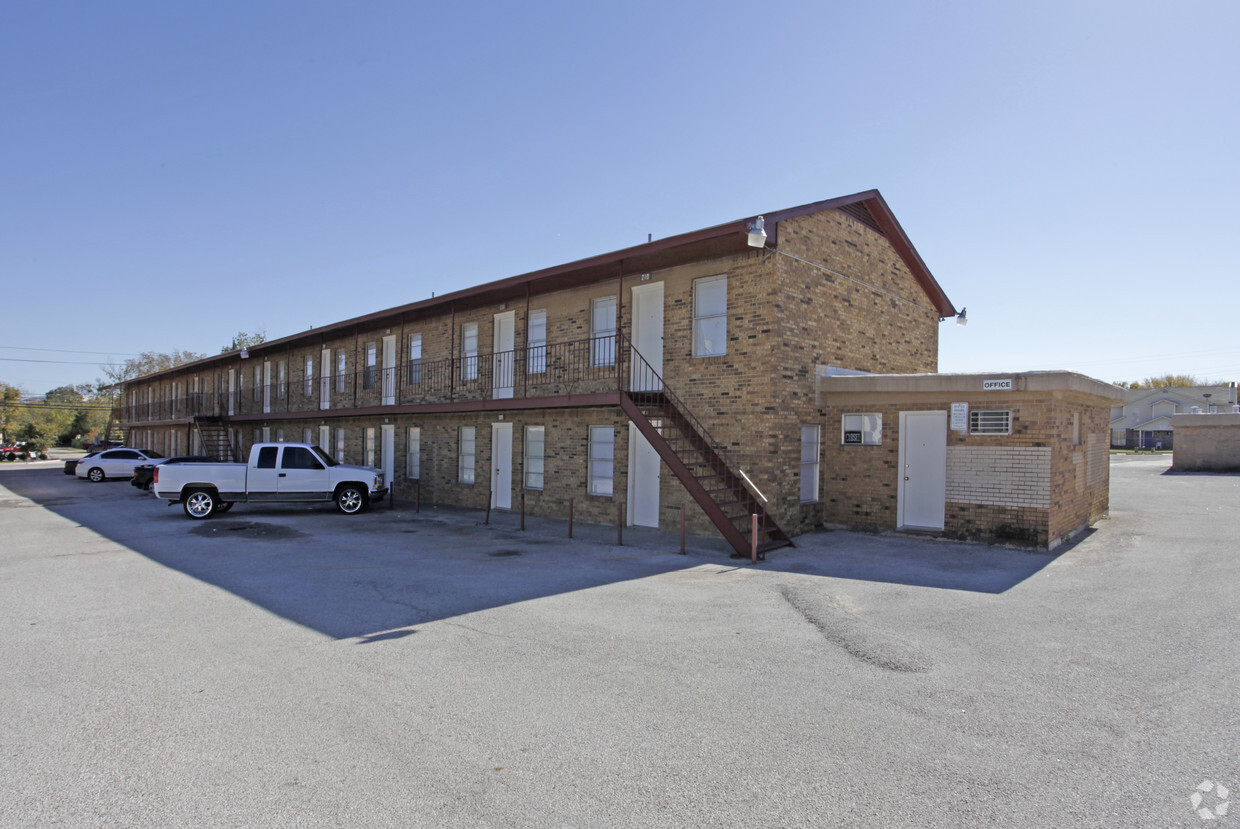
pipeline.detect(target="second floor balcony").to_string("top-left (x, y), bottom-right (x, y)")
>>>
top-left (117, 333), bottom-right (668, 424)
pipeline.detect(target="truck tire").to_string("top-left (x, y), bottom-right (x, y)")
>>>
top-left (183, 489), bottom-right (219, 520)
top-left (335, 484), bottom-right (368, 515)
top-left (217, 502), bottom-right (234, 513)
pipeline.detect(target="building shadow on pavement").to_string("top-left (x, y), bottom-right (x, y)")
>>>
top-left (1, 467), bottom-right (1057, 639)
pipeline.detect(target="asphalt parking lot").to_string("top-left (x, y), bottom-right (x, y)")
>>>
top-left (1, 455), bottom-right (1236, 827)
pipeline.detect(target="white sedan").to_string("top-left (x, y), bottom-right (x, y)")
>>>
top-left (76, 448), bottom-right (167, 482)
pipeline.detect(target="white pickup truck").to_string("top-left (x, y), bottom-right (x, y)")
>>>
top-left (152, 443), bottom-right (387, 520)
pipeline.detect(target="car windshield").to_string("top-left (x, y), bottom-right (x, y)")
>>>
top-left (310, 445), bottom-right (338, 467)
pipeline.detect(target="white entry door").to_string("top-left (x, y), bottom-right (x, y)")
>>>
top-left (381, 424), bottom-right (395, 488)
top-left (627, 421), bottom-right (661, 527)
top-left (262, 362), bottom-right (272, 414)
top-left (492, 311), bottom-right (515, 399)
top-left (491, 422), bottom-right (512, 509)
top-left (629, 282), bottom-right (664, 391)
top-left (320, 348), bottom-right (332, 409)
top-left (898, 411), bottom-right (947, 531)
top-left (382, 336), bottom-right (396, 405)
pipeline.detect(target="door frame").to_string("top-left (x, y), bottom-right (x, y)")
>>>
top-left (629, 281), bottom-right (664, 391)
top-left (490, 422), bottom-right (513, 509)
top-left (626, 421), bottom-right (661, 527)
top-left (896, 410), bottom-right (948, 531)
top-left (492, 311), bottom-right (516, 399)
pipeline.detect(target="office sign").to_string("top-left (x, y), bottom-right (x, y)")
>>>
top-left (983, 379), bottom-right (1013, 391)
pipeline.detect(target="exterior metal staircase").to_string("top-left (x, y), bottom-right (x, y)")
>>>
top-left (618, 335), bottom-right (792, 560)
top-left (193, 416), bottom-right (237, 462)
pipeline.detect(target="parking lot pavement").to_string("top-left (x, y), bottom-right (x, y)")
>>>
top-left (1, 455), bottom-right (1237, 828)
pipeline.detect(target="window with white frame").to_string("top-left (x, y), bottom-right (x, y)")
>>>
top-left (335, 427), bottom-right (346, 463)
top-left (363, 342), bottom-right (377, 390)
top-left (276, 361), bottom-right (287, 399)
top-left (969, 410), bottom-right (1012, 435)
top-left (800, 425), bottom-right (821, 502)
top-left (527, 309), bottom-right (547, 374)
top-left (408, 334), bottom-right (422, 385)
top-left (276, 428), bottom-right (285, 443)
top-left (459, 426), bottom-right (476, 484)
top-left (364, 427), bottom-right (376, 467)
top-left (335, 350), bottom-right (347, 393)
top-left (253, 366), bottom-right (262, 402)
top-left (588, 425), bottom-right (614, 496)
top-left (304, 356), bottom-right (314, 397)
top-left (461, 323), bottom-right (478, 381)
top-left (590, 296), bottom-right (617, 367)
top-left (253, 428), bottom-right (262, 446)
top-left (319, 425), bottom-right (330, 452)
top-left (524, 425), bottom-right (545, 490)
top-left (303, 427), bottom-right (313, 444)
top-left (693, 275), bottom-right (728, 357)
top-left (841, 413), bottom-right (882, 445)
top-left (406, 426), bottom-right (421, 479)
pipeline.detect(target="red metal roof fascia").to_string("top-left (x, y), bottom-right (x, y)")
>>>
top-left (131, 222), bottom-right (759, 383)
top-left (858, 194), bottom-right (956, 317)
top-left (764, 190), bottom-right (956, 318)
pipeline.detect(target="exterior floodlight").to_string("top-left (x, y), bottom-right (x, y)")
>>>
top-left (746, 216), bottom-right (767, 248)
top-left (956, 307), bottom-right (968, 326)
top-left (240, 348), bottom-right (250, 359)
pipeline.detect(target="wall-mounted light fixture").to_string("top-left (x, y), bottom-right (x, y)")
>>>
top-left (240, 349), bottom-right (250, 359)
top-left (746, 216), bottom-right (767, 248)
top-left (956, 307), bottom-right (968, 326)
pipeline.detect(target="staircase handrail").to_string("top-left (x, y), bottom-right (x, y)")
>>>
top-left (616, 330), bottom-right (769, 509)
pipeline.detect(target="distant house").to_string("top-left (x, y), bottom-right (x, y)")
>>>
top-left (1110, 384), bottom-right (1239, 449)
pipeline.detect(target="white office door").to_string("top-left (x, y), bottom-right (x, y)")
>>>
top-left (898, 411), bottom-right (947, 531)
top-left (227, 369), bottom-right (236, 416)
top-left (629, 282), bottom-right (664, 391)
top-left (381, 336), bottom-right (396, 405)
top-left (491, 422), bottom-right (512, 509)
top-left (627, 421), bottom-right (661, 527)
top-left (320, 348), bottom-right (332, 409)
top-left (492, 311), bottom-right (515, 399)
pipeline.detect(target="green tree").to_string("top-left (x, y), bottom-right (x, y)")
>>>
top-left (1126, 374), bottom-right (1203, 389)
top-left (0, 382), bottom-right (21, 442)
top-left (221, 329), bottom-right (267, 354)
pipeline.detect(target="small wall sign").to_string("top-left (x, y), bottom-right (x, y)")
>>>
top-left (983, 379), bottom-right (1013, 391)
top-left (843, 431), bottom-right (863, 444)
top-left (950, 402), bottom-right (969, 431)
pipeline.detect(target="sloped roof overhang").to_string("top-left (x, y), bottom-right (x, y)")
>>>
top-left (134, 190), bottom-right (955, 383)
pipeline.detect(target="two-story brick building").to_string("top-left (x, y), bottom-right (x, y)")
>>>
top-left (115, 190), bottom-right (1121, 553)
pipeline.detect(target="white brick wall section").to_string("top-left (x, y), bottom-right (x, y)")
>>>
top-left (946, 446), bottom-right (1052, 509)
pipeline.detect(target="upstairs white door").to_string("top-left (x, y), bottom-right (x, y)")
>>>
top-left (897, 411), bottom-right (947, 531)
top-left (320, 348), bottom-right (332, 409)
top-left (262, 363), bottom-right (272, 413)
top-left (629, 282), bottom-right (664, 391)
top-left (491, 422), bottom-right (512, 509)
top-left (627, 421), bottom-right (661, 527)
top-left (492, 311), bottom-right (515, 399)
top-left (382, 336), bottom-right (396, 405)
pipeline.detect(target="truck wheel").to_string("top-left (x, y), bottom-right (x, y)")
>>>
top-left (217, 502), bottom-right (234, 513)
top-left (183, 489), bottom-right (218, 520)
top-left (335, 485), bottom-right (368, 515)
top-left (87, 467), bottom-right (105, 482)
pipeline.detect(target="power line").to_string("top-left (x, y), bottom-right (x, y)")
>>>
top-left (0, 345), bottom-right (142, 356)
top-left (0, 357), bottom-right (114, 366)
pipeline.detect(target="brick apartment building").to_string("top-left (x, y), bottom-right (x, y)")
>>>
top-left (115, 191), bottom-right (1121, 552)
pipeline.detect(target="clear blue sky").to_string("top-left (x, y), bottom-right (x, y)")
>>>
top-left (3, 0), bottom-right (1237, 394)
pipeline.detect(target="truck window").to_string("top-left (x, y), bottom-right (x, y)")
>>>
top-left (281, 446), bottom-right (323, 470)
top-left (256, 447), bottom-right (278, 469)
top-left (310, 445), bottom-right (339, 467)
